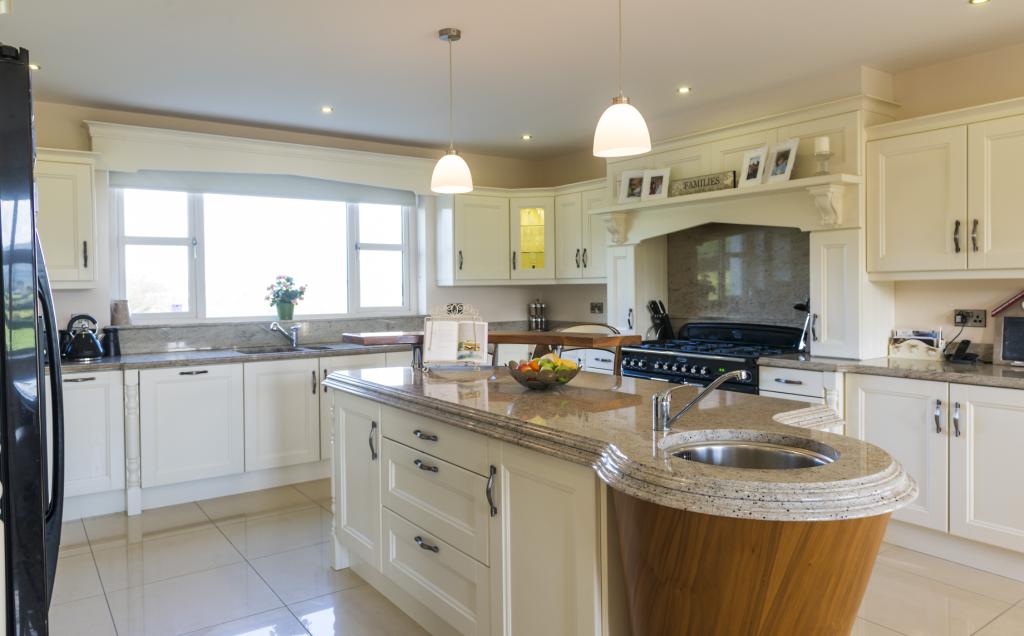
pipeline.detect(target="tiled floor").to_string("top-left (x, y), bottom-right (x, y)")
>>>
top-left (54, 481), bottom-right (1024, 635)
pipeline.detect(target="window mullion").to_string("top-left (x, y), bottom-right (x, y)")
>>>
top-left (347, 202), bottom-right (360, 314)
top-left (190, 193), bottom-right (206, 320)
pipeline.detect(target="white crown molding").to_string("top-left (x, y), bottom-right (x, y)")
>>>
top-left (84, 121), bottom-right (436, 194)
top-left (866, 95), bottom-right (1024, 141)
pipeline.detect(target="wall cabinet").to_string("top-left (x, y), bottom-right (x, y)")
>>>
top-left (35, 150), bottom-right (97, 287)
top-left (555, 189), bottom-right (608, 281)
top-left (319, 353), bottom-right (387, 460)
top-left (509, 197), bottom-right (555, 280)
top-left (452, 194), bottom-right (511, 282)
top-left (47, 371), bottom-right (124, 497)
top-left (140, 364), bottom-right (244, 487)
top-left (334, 392), bottom-right (383, 571)
top-left (606, 237), bottom-right (668, 336)
top-left (244, 358), bottom-right (321, 471)
top-left (967, 114), bottom-right (1024, 270)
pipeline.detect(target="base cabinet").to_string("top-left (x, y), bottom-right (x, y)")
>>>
top-left (319, 354), bottom-right (387, 460)
top-left (244, 358), bottom-right (320, 471)
top-left (49, 371), bottom-right (124, 497)
top-left (334, 392), bottom-right (383, 571)
top-left (140, 365), bottom-right (244, 487)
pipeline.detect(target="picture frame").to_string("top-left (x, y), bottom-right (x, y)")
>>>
top-left (738, 146), bottom-right (768, 188)
top-left (641, 168), bottom-right (670, 201)
top-left (766, 138), bottom-right (800, 184)
top-left (618, 170), bottom-right (645, 204)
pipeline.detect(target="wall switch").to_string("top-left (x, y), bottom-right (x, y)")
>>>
top-left (953, 309), bottom-right (987, 328)
top-left (590, 302), bottom-right (604, 314)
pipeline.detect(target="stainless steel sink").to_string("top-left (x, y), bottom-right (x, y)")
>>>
top-left (232, 345), bottom-right (305, 354)
top-left (300, 345), bottom-right (333, 351)
top-left (672, 440), bottom-right (835, 469)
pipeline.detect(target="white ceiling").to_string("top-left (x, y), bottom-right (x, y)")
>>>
top-left (2, 1), bottom-right (1024, 158)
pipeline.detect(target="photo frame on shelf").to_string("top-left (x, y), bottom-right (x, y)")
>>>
top-left (618, 170), bottom-right (645, 204)
top-left (641, 168), bottom-right (670, 201)
top-left (766, 138), bottom-right (800, 184)
top-left (739, 145), bottom-right (769, 188)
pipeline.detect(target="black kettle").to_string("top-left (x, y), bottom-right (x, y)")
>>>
top-left (60, 314), bottom-right (105, 361)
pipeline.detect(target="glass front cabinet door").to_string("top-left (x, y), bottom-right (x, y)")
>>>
top-left (509, 196), bottom-right (555, 280)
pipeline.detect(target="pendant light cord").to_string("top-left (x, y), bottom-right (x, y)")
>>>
top-left (448, 39), bottom-right (455, 151)
top-left (617, 0), bottom-right (623, 97)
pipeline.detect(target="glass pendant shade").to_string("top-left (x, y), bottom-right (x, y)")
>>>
top-left (431, 150), bottom-right (473, 194)
top-left (593, 97), bottom-right (651, 158)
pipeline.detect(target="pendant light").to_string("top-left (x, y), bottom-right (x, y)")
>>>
top-left (431, 27), bottom-right (474, 194)
top-left (592, 0), bottom-right (651, 158)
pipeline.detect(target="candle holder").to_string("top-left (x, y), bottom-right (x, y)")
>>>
top-left (814, 151), bottom-right (834, 176)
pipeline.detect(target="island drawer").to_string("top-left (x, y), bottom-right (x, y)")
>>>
top-left (381, 438), bottom-right (490, 565)
top-left (382, 508), bottom-right (491, 636)
top-left (382, 405), bottom-right (489, 476)
top-left (758, 367), bottom-right (824, 398)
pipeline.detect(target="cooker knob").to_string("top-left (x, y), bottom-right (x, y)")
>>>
top-left (637, 360), bottom-right (647, 369)
top-left (700, 366), bottom-right (709, 375)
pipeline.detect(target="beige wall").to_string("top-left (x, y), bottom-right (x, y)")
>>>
top-left (894, 280), bottom-right (1023, 346)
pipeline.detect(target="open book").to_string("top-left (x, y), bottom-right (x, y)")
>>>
top-left (423, 319), bottom-right (488, 365)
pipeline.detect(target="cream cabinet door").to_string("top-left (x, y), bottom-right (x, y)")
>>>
top-left (580, 188), bottom-right (608, 280)
top-left (35, 155), bottom-right (96, 285)
top-left (334, 393), bottom-right (383, 571)
top-left (455, 195), bottom-right (510, 281)
top-left (606, 246), bottom-right (636, 334)
top-left (950, 384), bottom-right (1024, 553)
top-left (244, 358), bottom-right (321, 471)
top-left (384, 349), bottom-right (414, 367)
top-left (968, 115), bottom-right (1024, 270)
top-left (867, 127), bottom-right (968, 272)
top-left (140, 365), bottom-right (244, 487)
top-left (489, 442), bottom-right (599, 636)
top-left (48, 371), bottom-right (124, 497)
top-left (319, 354), bottom-right (387, 460)
top-left (554, 193), bottom-right (583, 279)
top-left (845, 374), bottom-right (949, 531)
top-left (510, 197), bottom-right (555, 280)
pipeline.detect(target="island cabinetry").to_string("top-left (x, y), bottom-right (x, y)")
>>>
top-left (319, 353), bottom-right (387, 460)
top-left (139, 364), bottom-right (244, 487)
top-left (334, 392), bottom-right (383, 570)
top-left (243, 358), bottom-right (320, 470)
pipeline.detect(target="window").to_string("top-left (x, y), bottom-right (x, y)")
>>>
top-left (116, 188), bottom-right (411, 321)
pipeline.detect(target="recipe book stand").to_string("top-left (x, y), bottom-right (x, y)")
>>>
top-left (422, 303), bottom-right (488, 373)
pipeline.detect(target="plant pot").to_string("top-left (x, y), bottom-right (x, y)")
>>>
top-left (275, 302), bottom-right (295, 321)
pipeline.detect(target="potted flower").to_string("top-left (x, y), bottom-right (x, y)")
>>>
top-left (266, 276), bottom-right (306, 321)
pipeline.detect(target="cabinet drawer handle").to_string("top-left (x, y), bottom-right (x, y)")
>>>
top-left (971, 219), bottom-right (979, 253)
top-left (934, 399), bottom-right (942, 434)
top-left (512, 251), bottom-right (517, 270)
top-left (414, 458), bottom-right (439, 473)
top-left (413, 429), bottom-right (438, 442)
top-left (953, 220), bottom-right (962, 253)
top-left (774, 378), bottom-right (804, 385)
top-left (64, 376), bottom-right (96, 383)
top-left (575, 248), bottom-right (581, 268)
top-left (595, 357), bottom-right (612, 363)
top-left (486, 465), bottom-right (497, 517)
top-left (458, 250), bottom-right (463, 270)
top-left (582, 248), bottom-right (588, 268)
top-left (627, 308), bottom-right (634, 330)
top-left (178, 370), bottom-right (209, 376)
top-left (953, 401), bottom-right (961, 438)
top-left (311, 370), bottom-right (316, 395)
top-left (415, 536), bottom-right (440, 553)
top-left (369, 420), bottom-right (378, 461)
top-left (82, 240), bottom-right (88, 268)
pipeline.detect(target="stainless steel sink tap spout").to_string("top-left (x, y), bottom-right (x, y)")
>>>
top-left (652, 370), bottom-right (751, 431)
top-left (268, 321), bottom-right (300, 348)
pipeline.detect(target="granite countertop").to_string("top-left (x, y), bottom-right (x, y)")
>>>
top-left (324, 367), bottom-right (916, 523)
top-left (760, 354), bottom-right (1024, 390)
top-left (59, 342), bottom-right (412, 373)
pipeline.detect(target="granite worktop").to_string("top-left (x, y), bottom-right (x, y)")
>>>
top-left (59, 342), bottom-right (412, 373)
top-left (761, 354), bottom-right (1024, 390)
top-left (324, 367), bottom-right (916, 522)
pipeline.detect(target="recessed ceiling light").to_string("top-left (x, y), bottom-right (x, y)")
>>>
top-left (521, 134), bottom-right (532, 141)
top-left (968, 0), bottom-right (990, 4)
top-left (320, 105), bottom-right (333, 114)
top-left (28, 63), bottom-right (40, 71)
top-left (677, 85), bottom-right (692, 95)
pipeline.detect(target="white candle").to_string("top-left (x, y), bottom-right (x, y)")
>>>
top-left (814, 135), bottom-right (831, 155)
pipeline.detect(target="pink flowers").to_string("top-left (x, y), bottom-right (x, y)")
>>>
top-left (266, 276), bottom-right (307, 307)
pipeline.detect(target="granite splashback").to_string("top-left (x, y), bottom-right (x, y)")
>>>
top-left (667, 223), bottom-right (809, 330)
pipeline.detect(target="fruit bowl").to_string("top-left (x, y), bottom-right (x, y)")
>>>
top-left (506, 358), bottom-right (580, 390)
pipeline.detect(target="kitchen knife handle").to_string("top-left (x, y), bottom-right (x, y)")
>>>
top-left (953, 220), bottom-right (961, 253)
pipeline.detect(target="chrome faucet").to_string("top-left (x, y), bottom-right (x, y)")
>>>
top-left (652, 370), bottom-right (751, 431)
top-left (269, 321), bottom-right (300, 348)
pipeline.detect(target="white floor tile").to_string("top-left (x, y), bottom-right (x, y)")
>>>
top-left (106, 562), bottom-right (281, 636)
top-left (49, 595), bottom-right (117, 636)
top-left (878, 546), bottom-right (1024, 604)
top-left (183, 607), bottom-right (310, 636)
top-left (859, 563), bottom-right (1012, 635)
top-left (59, 519), bottom-right (91, 558)
top-left (851, 617), bottom-right (905, 635)
top-left (197, 486), bottom-right (316, 522)
top-left (218, 506), bottom-right (332, 559)
top-left (250, 543), bottom-right (363, 604)
top-left (51, 553), bottom-right (103, 605)
top-left (289, 585), bottom-right (429, 636)
top-left (93, 525), bottom-right (243, 592)
top-left (293, 479), bottom-right (331, 506)
top-left (976, 602), bottom-right (1024, 635)
top-left (84, 502), bottom-right (212, 549)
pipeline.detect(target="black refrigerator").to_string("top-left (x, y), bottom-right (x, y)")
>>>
top-left (0, 43), bottom-right (66, 635)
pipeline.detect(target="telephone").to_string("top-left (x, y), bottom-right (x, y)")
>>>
top-left (946, 339), bottom-right (979, 363)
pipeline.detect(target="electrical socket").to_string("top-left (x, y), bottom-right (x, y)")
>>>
top-left (953, 309), bottom-right (987, 328)
top-left (590, 302), bottom-right (604, 314)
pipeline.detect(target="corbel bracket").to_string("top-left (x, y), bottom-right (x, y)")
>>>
top-left (806, 184), bottom-right (846, 227)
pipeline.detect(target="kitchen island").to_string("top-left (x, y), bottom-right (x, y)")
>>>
top-left (324, 367), bottom-right (916, 636)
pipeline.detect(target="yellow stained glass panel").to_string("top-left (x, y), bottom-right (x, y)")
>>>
top-left (518, 208), bottom-right (545, 269)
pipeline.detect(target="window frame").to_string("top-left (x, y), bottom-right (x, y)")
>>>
top-left (114, 189), bottom-right (415, 323)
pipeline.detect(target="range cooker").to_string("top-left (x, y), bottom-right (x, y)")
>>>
top-left (620, 322), bottom-right (804, 394)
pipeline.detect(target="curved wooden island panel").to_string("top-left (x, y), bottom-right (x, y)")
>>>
top-left (613, 490), bottom-right (888, 635)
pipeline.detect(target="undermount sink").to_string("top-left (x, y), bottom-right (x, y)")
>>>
top-left (232, 345), bottom-right (306, 354)
top-left (672, 440), bottom-right (836, 470)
